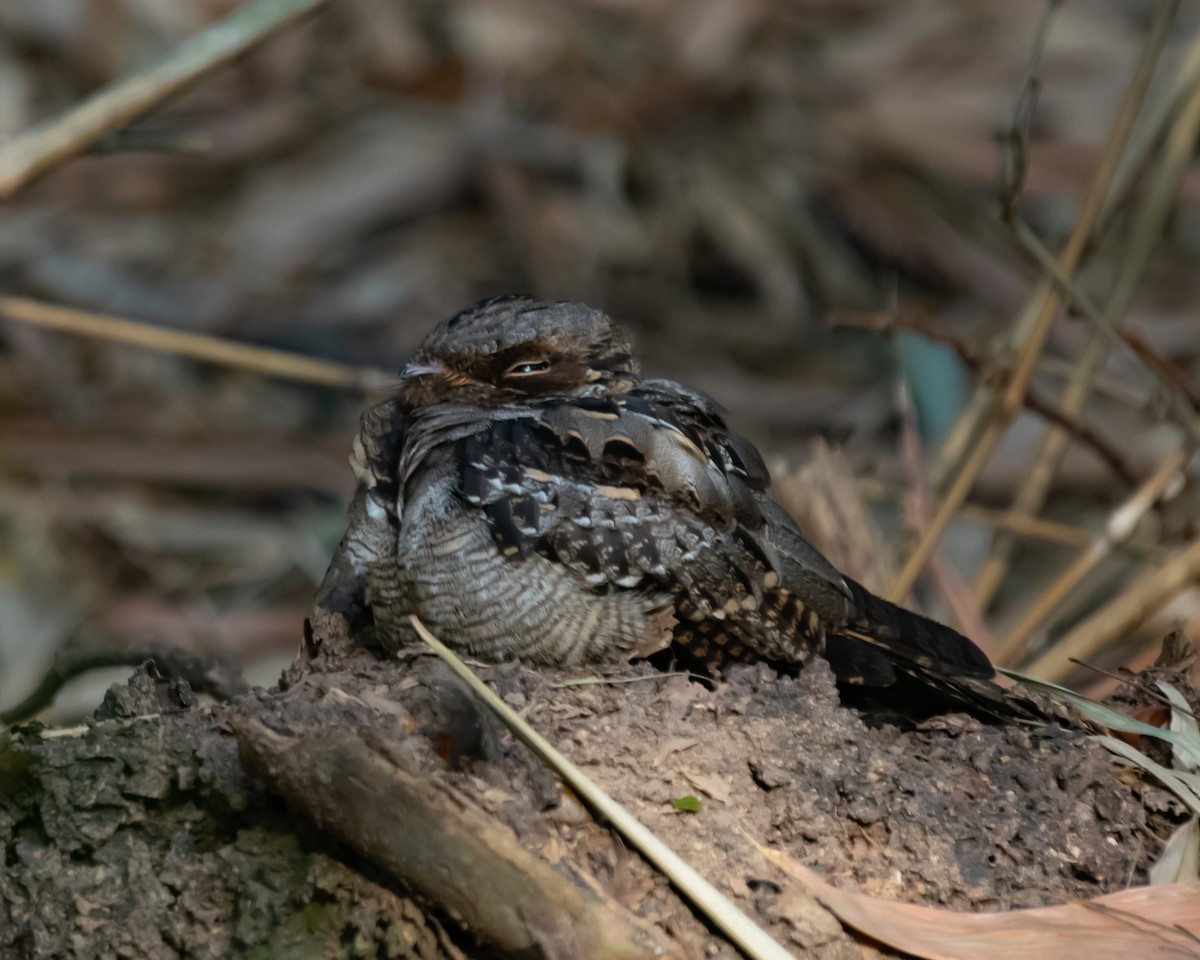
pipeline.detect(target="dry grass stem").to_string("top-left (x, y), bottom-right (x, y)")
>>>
top-left (896, 382), bottom-right (994, 646)
top-left (0, 0), bottom-right (331, 198)
top-left (1099, 27), bottom-right (1200, 230)
top-left (408, 616), bottom-right (796, 960)
top-left (888, 0), bottom-right (1176, 603)
top-left (836, 307), bottom-right (1144, 490)
top-left (958, 505), bottom-right (1106, 549)
top-left (976, 49), bottom-right (1200, 607)
top-left (855, 477), bottom-right (1160, 553)
top-left (1024, 535), bottom-right (1200, 682)
top-left (995, 446), bottom-right (1189, 666)
top-left (0, 296), bottom-right (392, 391)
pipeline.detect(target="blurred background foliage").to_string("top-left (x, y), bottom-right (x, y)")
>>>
top-left (2, 0), bottom-right (1199, 716)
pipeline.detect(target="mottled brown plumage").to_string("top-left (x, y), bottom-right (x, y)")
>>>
top-left (312, 295), bottom-right (1007, 715)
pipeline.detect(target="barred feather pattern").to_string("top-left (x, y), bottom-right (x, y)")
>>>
top-left (311, 295), bottom-right (1007, 716)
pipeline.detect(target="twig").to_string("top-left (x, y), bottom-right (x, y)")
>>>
top-left (1010, 215), bottom-right (1200, 441)
top-left (0, 296), bottom-right (392, 390)
top-left (1038, 356), bottom-right (1151, 407)
top-left (995, 446), bottom-right (1189, 666)
top-left (888, 0), bottom-right (1175, 603)
top-left (1, 642), bottom-right (250, 726)
top-left (857, 474), bottom-right (1163, 553)
top-left (0, 0), bottom-right (332, 198)
top-left (1021, 391), bottom-right (1144, 489)
top-left (975, 40), bottom-right (1200, 608)
top-left (1068, 657), bottom-right (1200, 719)
top-left (997, 0), bottom-right (1064, 220)
top-left (1024, 534), bottom-right (1200, 682)
top-left (408, 616), bottom-right (796, 960)
top-left (895, 380), bottom-right (995, 649)
top-left (1120, 330), bottom-right (1200, 413)
top-left (835, 308), bottom-right (1145, 489)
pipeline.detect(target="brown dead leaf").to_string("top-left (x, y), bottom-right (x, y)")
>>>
top-left (653, 736), bottom-right (702, 766)
top-left (755, 842), bottom-right (1200, 960)
top-left (684, 771), bottom-right (732, 804)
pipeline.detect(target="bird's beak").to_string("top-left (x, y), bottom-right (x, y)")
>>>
top-left (400, 359), bottom-right (446, 379)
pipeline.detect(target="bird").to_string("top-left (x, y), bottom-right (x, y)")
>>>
top-left (310, 295), bottom-right (1010, 716)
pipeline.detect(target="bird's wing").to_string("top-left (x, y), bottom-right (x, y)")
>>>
top-left (350, 395), bottom-right (408, 519)
top-left (457, 383), bottom-right (852, 644)
top-left (636, 380), bottom-right (854, 595)
top-left (309, 396), bottom-right (408, 633)
top-left (646, 381), bottom-right (998, 687)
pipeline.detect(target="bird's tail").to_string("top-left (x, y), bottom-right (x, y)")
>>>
top-left (826, 578), bottom-right (1029, 720)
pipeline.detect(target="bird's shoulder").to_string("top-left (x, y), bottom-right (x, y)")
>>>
top-left (453, 380), bottom-right (846, 610)
top-left (619, 381), bottom-right (851, 605)
top-left (455, 382), bottom-right (763, 602)
top-left (350, 395), bottom-right (409, 517)
top-left (460, 379), bottom-right (765, 527)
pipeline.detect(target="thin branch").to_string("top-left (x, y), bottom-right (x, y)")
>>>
top-left (0, 0), bottom-right (332, 198)
top-left (997, 0), bottom-right (1065, 221)
top-left (235, 718), bottom-right (672, 960)
top-left (835, 308), bottom-right (1145, 490)
top-left (1024, 534), bottom-right (1200, 682)
top-left (1012, 216), bottom-right (1200, 432)
top-left (1010, 215), bottom-right (1200, 441)
top-left (0, 296), bottom-right (392, 391)
top-left (975, 38), bottom-right (1200, 608)
top-left (888, 0), bottom-right (1176, 602)
top-left (1120, 330), bottom-right (1200, 413)
top-left (2, 642), bottom-right (249, 726)
top-left (1021, 390), bottom-right (1143, 488)
top-left (995, 446), bottom-right (1189, 666)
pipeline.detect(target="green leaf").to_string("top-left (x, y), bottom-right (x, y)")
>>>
top-left (672, 794), bottom-right (703, 813)
top-left (1159, 681), bottom-right (1200, 772)
top-left (1149, 816), bottom-right (1200, 884)
top-left (1093, 735), bottom-right (1200, 816)
top-left (999, 667), bottom-right (1200, 763)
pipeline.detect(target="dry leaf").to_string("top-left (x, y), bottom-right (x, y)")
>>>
top-left (1150, 818), bottom-right (1200, 886)
top-left (756, 843), bottom-right (1200, 960)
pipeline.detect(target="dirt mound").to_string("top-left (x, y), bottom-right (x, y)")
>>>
top-left (4, 646), bottom-right (1176, 958)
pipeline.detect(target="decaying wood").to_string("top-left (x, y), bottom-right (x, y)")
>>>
top-left (234, 717), bottom-right (673, 960)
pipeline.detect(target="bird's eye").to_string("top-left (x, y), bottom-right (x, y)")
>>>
top-left (504, 359), bottom-right (552, 377)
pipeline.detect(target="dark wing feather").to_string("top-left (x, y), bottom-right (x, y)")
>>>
top-left (309, 396), bottom-right (408, 637)
top-left (457, 380), bottom-right (1006, 714)
top-left (456, 385), bottom-right (844, 665)
top-left (458, 407), bottom-right (745, 604)
top-left (838, 578), bottom-right (994, 679)
top-left (635, 382), bottom-right (855, 609)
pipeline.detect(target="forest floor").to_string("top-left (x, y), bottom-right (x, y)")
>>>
top-left (1, 642), bottom-right (1186, 959)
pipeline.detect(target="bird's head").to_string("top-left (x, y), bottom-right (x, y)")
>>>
top-left (398, 296), bottom-right (637, 407)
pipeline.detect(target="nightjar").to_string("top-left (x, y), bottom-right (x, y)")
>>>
top-left (310, 296), bottom-right (1007, 715)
